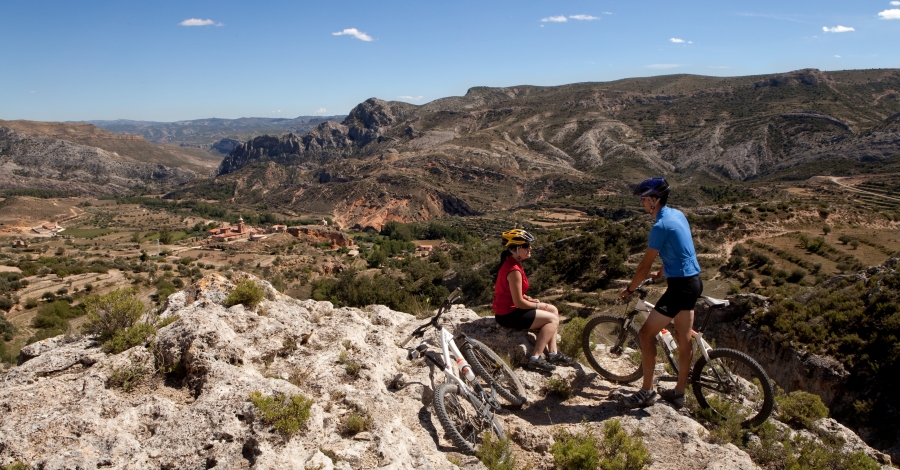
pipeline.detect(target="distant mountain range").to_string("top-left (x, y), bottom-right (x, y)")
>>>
top-left (88, 116), bottom-right (346, 151)
top-left (180, 68), bottom-right (900, 228)
top-left (3, 69), bottom-right (898, 226)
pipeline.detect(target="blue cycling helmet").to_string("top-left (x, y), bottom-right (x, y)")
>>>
top-left (633, 177), bottom-right (670, 198)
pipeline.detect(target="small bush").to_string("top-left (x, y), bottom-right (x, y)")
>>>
top-left (224, 279), bottom-right (265, 309)
top-left (249, 391), bottom-right (313, 435)
top-left (0, 316), bottom-right (17, 341)
top-left (558, 316), bottom-right (587, 362)
top-left (598, 419), bottom-right (652, 470)
top-left (2, 462), bottom-right (29, 470)
top-left (777, 390), bottom-right (828, 429)
top-left (345, 360), bottom-right (361, 377)
top-left (24, 297), bottom-right (38, 309)
top-left (552, 426), bottom-right (600, 470)
top-left (476, 432), bottom-right (516, 470)
top-left (81, 288), bottom-right (146, 342)
top-left (342, 411), bottom-right (374, 436)
top-left (102, 323), bottom-right (157, 354)
top-left (546, 377), bottom-right (573, 400)
top-left (107, 363), bottom-right (148, 392)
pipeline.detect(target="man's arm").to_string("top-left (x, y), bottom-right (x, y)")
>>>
top-left (619, 248), bottom-right (660, 299)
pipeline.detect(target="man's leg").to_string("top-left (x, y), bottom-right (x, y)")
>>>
top-left (671, 308), bottom-right (695, 393)
top-left (637, 309), bottom-right (673, 391)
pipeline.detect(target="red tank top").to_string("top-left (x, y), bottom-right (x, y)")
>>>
top-left (492, 256), bottom-right (528, 315)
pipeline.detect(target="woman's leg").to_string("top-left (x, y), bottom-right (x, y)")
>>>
top-left (529, 309), bottom-right (560, 357)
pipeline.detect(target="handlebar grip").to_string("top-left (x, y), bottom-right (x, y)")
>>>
top-left (445, 287), bottom-right (462, 303)
top-left (400, 334), bottom-right (415, 347)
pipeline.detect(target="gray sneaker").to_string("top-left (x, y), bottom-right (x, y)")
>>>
top-left (526, 356), bottom-right (557, 372)
top-left (546, 352), bottom-right (575, 366)
top-left (619, 389), bottom-right (658, 409)
top-left (658, 387), bottom-right (685, 409)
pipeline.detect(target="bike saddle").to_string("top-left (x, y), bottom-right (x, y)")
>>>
top-left (700, 296), bottom-right (729, 307)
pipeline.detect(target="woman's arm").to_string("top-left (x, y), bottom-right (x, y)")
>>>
top-left (507, 270), bottom-right (539, 310)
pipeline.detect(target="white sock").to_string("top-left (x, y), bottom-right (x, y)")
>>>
top-left (530, 356), bottom-right (539, 361)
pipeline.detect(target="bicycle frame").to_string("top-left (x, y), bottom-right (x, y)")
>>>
top-left (620, 282), bottom-right (723, 381)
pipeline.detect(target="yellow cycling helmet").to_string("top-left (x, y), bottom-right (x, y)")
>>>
top-left (502, 228), bottom-right (535, 247)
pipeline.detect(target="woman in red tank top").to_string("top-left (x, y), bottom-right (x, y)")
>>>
top-left (492, 229), bottom-right (574, 372)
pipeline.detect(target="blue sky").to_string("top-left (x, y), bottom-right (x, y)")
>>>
top-left (1, 0), bottom-right (898, 122)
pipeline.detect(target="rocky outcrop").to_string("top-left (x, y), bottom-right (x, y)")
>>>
top-left (287, 226), bottom-right (354, 248)
top-left (0, 126), bottom-right (195, 195)
top-left (2, 272), bottom-right (853, 469)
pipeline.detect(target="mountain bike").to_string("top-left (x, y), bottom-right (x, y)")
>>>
top-left (581, 279), bottom-right (774, 427)
top-left (401, 287), bottom-right (527, 454)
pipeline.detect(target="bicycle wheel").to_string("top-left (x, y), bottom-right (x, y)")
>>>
top-left (433, 381), bottom-right (505, 455)
top-left (460, 338), bottom-right (527, 409)
top-left (581, 314), bottom-right (644, 383)
top-left (691, 348), bottom-right (775, 428)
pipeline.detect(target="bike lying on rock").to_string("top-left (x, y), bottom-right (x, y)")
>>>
top-left (401, 287), bottom-right (527, 454)
top-left (581, 279), bottom-right (774, 427)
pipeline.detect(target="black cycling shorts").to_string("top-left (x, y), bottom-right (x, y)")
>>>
top-left (654, 275), bottom-right (703, 318)
top-left (495, 308), bottom-right (537, 330)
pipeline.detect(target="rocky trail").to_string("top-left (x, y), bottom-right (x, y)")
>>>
top-left (0, 274), bottom-right (889, 469)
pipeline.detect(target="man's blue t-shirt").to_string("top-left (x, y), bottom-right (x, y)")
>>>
top-left (648, 205), bottom-right (701, 278)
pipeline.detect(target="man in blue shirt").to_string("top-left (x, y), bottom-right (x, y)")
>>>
top-left (618, 177), bottom-right (702, 409)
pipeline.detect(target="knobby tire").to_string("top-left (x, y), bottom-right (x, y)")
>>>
top-left (460, 338), bottom-right (527, 409)
top-left (581, 314), bottom-right (644, 383)
top-left (433, 382), bottom-right (505, 455)
top-left (690, 348), bottom-right (774, 427)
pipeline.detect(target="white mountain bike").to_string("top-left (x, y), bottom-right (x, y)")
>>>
top-left (401, 288), bottom-right (527, 454)
top-left (582, 279), bottom-right (775, 427)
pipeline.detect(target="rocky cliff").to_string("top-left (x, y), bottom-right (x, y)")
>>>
top-left (0, 274), bottom-right (890, 469)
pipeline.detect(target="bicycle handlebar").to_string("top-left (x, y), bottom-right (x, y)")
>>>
top-left (400, 287), bottom-right (462, 347)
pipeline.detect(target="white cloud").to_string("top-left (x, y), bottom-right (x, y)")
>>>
top-left (398, 95), bottom-right (424, 101)
top-left (315, 108), bottom-right (327, 114)
top-left (645, 64), bottom-right (681, 69)
top-left (601, 12), bottom-right (613, 15)
top-left (670, 38), bottom-right (685, 43)
top-left (29, 90), bottom-right (37, 94)
top-left (541, 15), bottom-right (567, 22)
top-left (892, 1), bottom-right (900, 5)
top-left (180, 18), bottom-right (222, 27)
top-left (878, 9), bottom-right (900, 19)
top-left (569, 14), bottom-right (599, 21)
top-left (822, 25), bottom-right (855, 32)
top-left (332, 28), bottom-right (373, 41)
top-left (835, 55), bottom-right (842, 58)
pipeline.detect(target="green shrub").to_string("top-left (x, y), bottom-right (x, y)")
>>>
top-left (224, 279), bottom-right (265, 308)
top-left (777, 390), bottom-right (828, 429)
top-left (553, 426), bottom-right (600, 470)
top-left (248, 391), bottom-right (313, 435)
top-left (476, 432), bottom-right (516, 470)
top-left (546, 377), bottom-right (573, 400)
top-left (81, 288), bottom-right (146, 342)
top-left (0, 315), bottom-right (17, 341)
top-left (342, 411), bottom-right (374, 436)
top-left (24, 297), bottom-right (38, 309)
top-left (107, 363), bottom-right (148, 392)
top-left (598, 419), bottom-right (651, 470)
top-left (559, 316), bottom-right (587, 362)
top-left (102, 323), bottom-right (157, 354)
top-left (2, 461), bottom-right (29, 470)
top-left (345, 360), bottom-right (361, 377)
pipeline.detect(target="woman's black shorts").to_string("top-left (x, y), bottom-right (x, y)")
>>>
top-left (654, 275), bottom-right (703, 318)
top-left (495, 308), bottom-right (537, 330)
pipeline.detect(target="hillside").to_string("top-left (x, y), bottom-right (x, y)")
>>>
top-left (0, 120), bottom-right (221, 176)
top-left (0, 274), bottom-right (890, 469)
top-left (183, 68), bottom-right (900, 228)
top-left (89, 116), bottom-right (346, 150)
top-left (0, 126), bottom-right (196, 196)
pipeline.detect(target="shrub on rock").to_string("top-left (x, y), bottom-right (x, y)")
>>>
top-left (225, 279), bottom-right (265, 309)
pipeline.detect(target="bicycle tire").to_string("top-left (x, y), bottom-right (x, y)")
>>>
top-left (433, 382), bottom-right (505, 455)
top-left (460, 338), bottom-right (527, 409)
top-left (690, 348), bottom-right (774, 428)
top-left (581, 314), bottom-right (644, 383)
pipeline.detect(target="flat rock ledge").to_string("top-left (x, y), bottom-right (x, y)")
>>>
top-left (0, 273), bottom-right (885, 469)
